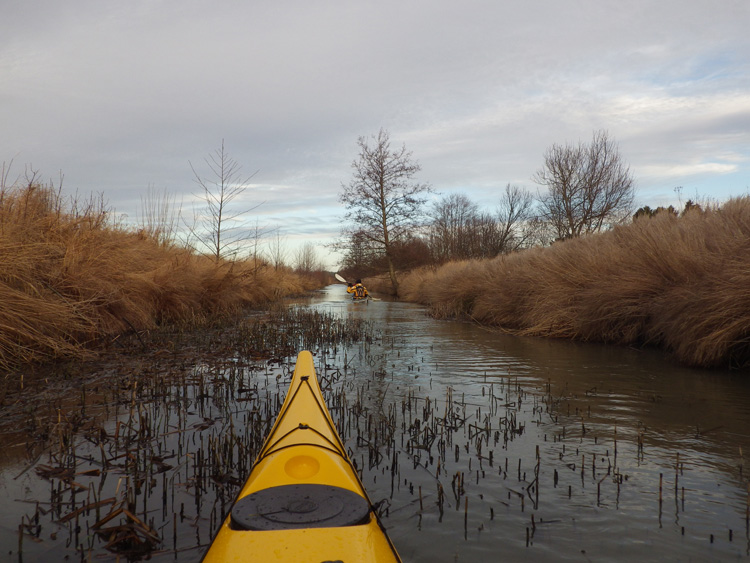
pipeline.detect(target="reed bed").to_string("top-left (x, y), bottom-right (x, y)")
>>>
top-left (0, 184), bottom-right (318, 372)
top-left (3, 303), bottom-right (747, 561)
top-left (4, 308), bottom-right (375, 560)
top-left (398, 196), bottom-right (750, 369)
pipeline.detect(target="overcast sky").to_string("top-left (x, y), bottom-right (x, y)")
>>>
top-left (2, 0), bottom-right (749, 268)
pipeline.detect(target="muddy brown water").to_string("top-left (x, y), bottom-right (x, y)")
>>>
top-left (1, 284), bottom-right (749, 562)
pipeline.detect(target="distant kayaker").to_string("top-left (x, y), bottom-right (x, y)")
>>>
top-left (347, 279), bottom-right (369, 300)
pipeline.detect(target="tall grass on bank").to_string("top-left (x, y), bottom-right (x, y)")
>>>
top-left (0, 184), bottom-right (318, 371)
top-left (398, 197), bottom-right (750, 369)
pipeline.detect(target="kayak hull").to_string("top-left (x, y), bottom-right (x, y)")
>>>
top-left (202, 351), bottom-right (401, 562)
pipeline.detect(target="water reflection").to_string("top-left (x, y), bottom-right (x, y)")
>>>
top-left (0, 284), bottom-right (748, 562)
top-left (306, 285), bottom-right (750, 562)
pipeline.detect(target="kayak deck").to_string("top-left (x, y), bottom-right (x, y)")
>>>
top-left (204, 520), bottom-right (398, 562)
top-left (202, 351), bottom-right (401, 562)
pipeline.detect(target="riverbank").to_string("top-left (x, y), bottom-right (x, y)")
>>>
top-left (372, 196), bottom-right (750, 370)
top-left (0, 184), bottom-right (323, 372)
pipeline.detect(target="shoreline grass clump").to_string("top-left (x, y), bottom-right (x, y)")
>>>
top-left (0, 183), bottom-right (320, 372)
top-left (397, 196), bottom-right (750, 369)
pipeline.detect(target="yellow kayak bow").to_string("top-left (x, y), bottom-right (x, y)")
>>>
top-left (202, 351), bottom-right (401, 562)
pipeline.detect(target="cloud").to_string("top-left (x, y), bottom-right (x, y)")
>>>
top-left (639, 162), bottom-right (738, 180)
top-left (2, 0), bottom-right (750, 269)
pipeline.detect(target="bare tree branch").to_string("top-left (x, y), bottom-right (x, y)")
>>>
top-left (185, 140), bottom-right (265, 261)
top-left (339, 129), bottom-right (432, 292)
top-left (533, 129), bottom-right (635, 240)
top-left (496, 183), bottom-right (535, 252)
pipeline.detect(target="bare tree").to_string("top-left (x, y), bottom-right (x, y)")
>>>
top-left (523, 215), bottom-right (556, 247)
top-left (338, 229), bottom-right (379, 275)
top-left (470, 211), bottom-right (503, 257)
top-left (428, 192), bottom-right (529, 261)
top-left (340, 129), bottom-right (432, 292)
top-left (266, 229), bottom-right (288, 270)
top-left (187, 141), bottom-right (263, 261)
top-left (496, 183), bottom-right (535, 252)
top-left (294, 241), bottom-right (321, 274)
top-left (428, 193), bottom-right (479, 262)
top-left (533, 130), bottom-right (635, 240)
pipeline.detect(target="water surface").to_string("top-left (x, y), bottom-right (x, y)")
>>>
top-left (1, 284), bottom-right (748, 562)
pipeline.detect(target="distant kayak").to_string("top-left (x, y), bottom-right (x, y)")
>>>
top-left (202, 351), bottom-right (401, 562)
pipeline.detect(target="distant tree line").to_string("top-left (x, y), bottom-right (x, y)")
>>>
top-left (337, 128), bottom-right (696, 292)
top-left (633, 198), bottom-right (703, 220)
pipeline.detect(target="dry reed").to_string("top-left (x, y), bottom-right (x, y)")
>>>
top-left (0, 184), bottom-right (318, 372)
top-left (397, 196), bottom-right (750, 369)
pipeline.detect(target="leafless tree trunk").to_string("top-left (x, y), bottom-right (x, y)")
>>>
top-left (187, 140), bottom-right (263, 261)
top-left (266, 229), bottom-right (288, 270)
top-left (496, 183), bottom-right (535, 252)
top-left (533, 130), bottom-right (634, 240)
top-left (247, 220), bottom-right (267, 278)
top-left (339, 129), bottom-right (432, 293)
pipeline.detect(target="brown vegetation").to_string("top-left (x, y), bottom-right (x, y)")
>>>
top-left (0, 184), bottom-right (320, 371)
top-left (397, 196), bottom-right (750, 369)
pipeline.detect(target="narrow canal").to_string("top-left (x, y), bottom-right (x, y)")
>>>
top-left (1, 284), bottom-right (749, 561)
